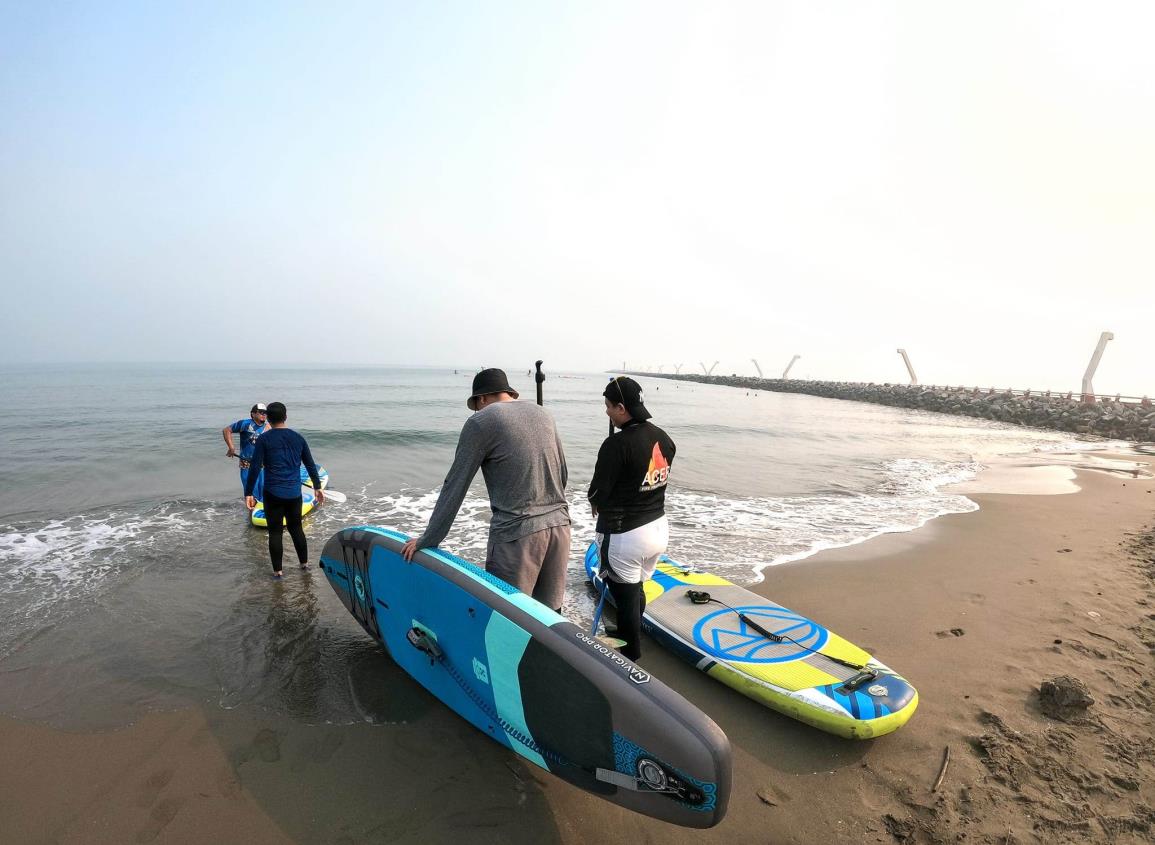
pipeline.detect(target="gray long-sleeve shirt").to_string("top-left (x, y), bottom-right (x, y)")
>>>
top-left (416, 400), bottom-right (571, 549)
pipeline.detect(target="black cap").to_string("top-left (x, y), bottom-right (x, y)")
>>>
top-left (604, 376), bottom-right (652, 421)
top-left (468, 368), bottom-right (519, 410)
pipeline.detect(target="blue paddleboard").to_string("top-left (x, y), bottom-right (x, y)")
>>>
top-left (320, 526), bottom-right (732, 828)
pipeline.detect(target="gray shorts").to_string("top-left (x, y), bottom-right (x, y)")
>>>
top-left (486, 524), bottom-right (572, 612)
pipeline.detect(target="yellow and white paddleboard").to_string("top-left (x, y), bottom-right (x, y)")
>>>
top-left (251, 486), bottom-right (318, 528)
top-left (585, 543), bottom-right (918, 739)
top-left (250, 465), bottom-right (329, 528)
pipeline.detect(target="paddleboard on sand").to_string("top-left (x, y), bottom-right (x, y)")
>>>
top-left (585, 543), bottom-right (918, 740)
top-left (251, 465), bottom-right (328, 528)
top-left (320, 526), bottom-right (732, 828)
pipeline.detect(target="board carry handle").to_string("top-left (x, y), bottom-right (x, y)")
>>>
top-left (406, 627), bottom-right (443, 662)
top-left (837, 669), bottom-right (881, 694)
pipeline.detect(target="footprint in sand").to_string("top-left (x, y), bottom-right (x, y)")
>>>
top-left (235, 728), bottom-right (283, 765)
top-left (216, 766), bottom-right (242, 799)
top-left (186, 725), bottom-right (212, 749)
top-left (757, 782), bottom-right (793, 806)
top-left (445, 805), bottom-right (520, 829)
top-left (135, 796), bottom-right (185, 843)
top-left (290, 730), bottom-right (344, 772)
top-left (136, 769), bottom-right (174, 809)
top-left (315, 730), bottom-right (343, 762)
top-left (252, 728), bottom-right (282, 763)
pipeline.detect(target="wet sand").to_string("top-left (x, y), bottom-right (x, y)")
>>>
top-left (3, 461), bottom-right (1154, 843)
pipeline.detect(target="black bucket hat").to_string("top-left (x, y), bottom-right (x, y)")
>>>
top-left (604, 376), bottom-right (652, 421)
top-left (468, 368), bottom-right (519, 410)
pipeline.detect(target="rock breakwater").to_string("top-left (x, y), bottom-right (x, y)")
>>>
top-left (624, 373), bottom-right (1155, 442)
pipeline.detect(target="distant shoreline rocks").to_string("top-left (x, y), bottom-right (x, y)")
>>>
top-left (623, 373), bottom-right (1155, 442)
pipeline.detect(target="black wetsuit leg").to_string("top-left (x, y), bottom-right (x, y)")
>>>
top-left (283, 496), bottom-right (307, 565)
top-left (263, 493), bottom-right (287, 572)
top-left (608, 579), bottom-right (644, 661)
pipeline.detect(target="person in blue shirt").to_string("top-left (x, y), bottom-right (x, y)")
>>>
top-left (244, 402), bottom-right (324, 577)
top-left (222, 403), bottom-right (269, 501)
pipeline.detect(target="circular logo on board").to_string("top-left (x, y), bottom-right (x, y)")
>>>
top-left (692, 606), bottom-right (828, 664)
top-left (354, 573), bottom-right (365, 601)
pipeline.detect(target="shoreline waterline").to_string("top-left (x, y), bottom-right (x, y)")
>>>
top-left (1, 461), bottom-right (1151, 843)
top-left (0, 365), bottom-right (1145, 740)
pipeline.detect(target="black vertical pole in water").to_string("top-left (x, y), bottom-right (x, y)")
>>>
top-left (535, 360), bottom-right (545, 406)
top-left (608, 377), bottom-right (615, 437)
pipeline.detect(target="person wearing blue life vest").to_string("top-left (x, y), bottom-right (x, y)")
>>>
top-left (244, 402), bottom-right (324, 578)
top-left (222, 403), bottom-right (269, 501)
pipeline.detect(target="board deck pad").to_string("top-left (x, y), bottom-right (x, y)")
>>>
top-left (319, 526), bottom-right (731, 828)
top-left (585, 542), bottom-right (918, 739)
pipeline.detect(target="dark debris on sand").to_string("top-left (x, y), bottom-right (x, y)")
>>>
top-left (1038, 675), bottom-right (1095, 722)
top-left (877, 526), bottom-right (1155, 844)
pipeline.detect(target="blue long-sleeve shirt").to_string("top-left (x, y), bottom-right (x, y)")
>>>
top-left (244, 428), bottom-right (321, 499)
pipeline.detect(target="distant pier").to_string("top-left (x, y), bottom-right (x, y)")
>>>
top-left (621, 373), bottom-right (1155, 442)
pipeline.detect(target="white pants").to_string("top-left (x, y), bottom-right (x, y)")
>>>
top-left (596, 515), bottom-right (669, 584)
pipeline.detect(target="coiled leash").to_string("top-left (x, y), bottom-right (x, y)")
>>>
top-left (589, 533), bottom-right (612, 636)
top-left (591, 580), bottom-right (609, 636)
top-left (684, 589), bottom-right (879, 692)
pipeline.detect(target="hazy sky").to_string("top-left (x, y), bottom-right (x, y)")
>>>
top-left (2, 2), bottom-right (1152, 395)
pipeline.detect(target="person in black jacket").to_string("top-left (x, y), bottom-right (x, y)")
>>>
top-left (587, 377), bottom-right (675, 660)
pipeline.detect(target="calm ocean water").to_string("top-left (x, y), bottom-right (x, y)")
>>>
top-left (0, 364), bottom-right (1100, 728)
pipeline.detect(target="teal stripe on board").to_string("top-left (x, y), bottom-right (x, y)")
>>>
top-left (483, 613), bottom-right (546, 769)
top-left (354, 525), bottom-right (562, 629)
top-left (354, 525), bottom-right (407, 542)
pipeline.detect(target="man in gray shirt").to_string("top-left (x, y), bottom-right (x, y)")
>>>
top-left (401, 368), bottom-right (572, 612)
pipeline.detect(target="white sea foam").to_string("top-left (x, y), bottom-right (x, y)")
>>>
top-left (658, 458), bottom-right (980, 584)
top-left (0, 501), bottom-right (228, 657)
top-left (349, 456), bottom-right (983, 621)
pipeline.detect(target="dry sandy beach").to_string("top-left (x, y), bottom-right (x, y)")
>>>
top-left (2, 454), bottom-right (1153, 844)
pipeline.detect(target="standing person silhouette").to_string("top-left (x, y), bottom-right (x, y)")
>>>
top-left (401, 368), bottom-right (572, 612)
top-left (588, 377), bottom-right (676, 660)
top-left (244, 402), bottom-right (323, 578)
